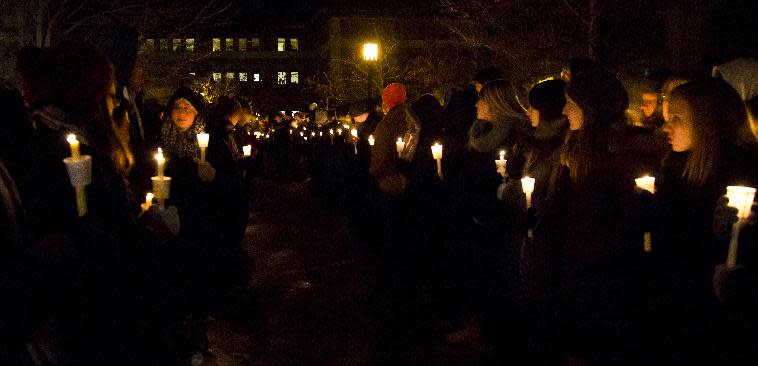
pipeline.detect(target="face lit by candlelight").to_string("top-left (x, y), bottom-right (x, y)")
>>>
top-left (562, 96), bottom-right (583, 131)
top-left (661, 96), bottom-right (693, 152)
top-left (476, 98), bottom-right (493, 121)
top-left (527, 106), bottom-right (540, 127)
top-left (171, 98), bottom-right (198, 131)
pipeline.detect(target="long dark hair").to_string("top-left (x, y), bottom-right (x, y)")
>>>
top-left (560, 67), bottom-right (629, 182)
top-left (18, 41), bottom-right (133, 174)
top-left (669, 79), bottom-right (745, 187)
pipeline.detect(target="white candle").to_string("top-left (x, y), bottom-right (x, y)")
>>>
top-left (337, 128), bottom-right (343, 136)
top-left (495, 150), bottom-right (507, 176)
top-left (521, 176), bottom-right (535, 207)
top-left (197, 132), bottom-right (209, 161)
top-left (243, 145), bottom-right (252, 156)
top-left (343, 124), bottom-right (350, 129)
top-left (725, 186), bottom-right (756, 268)
top-left (368, 135), bottom-right (375, 146)
top-left (431, 143), bottom-right (443, 160)
top-left (329, 129), bottom-right (334, 135)
top-left (311, 132), bottom-right (316, 137)
top-left (635, 176), bottom-right (656, 194)
top-left (300, 131), bottom-right (304, 137)
top-left (67, 134), bottom-right (80, 160)
top-left (304, 136), bottom-right (308, 141)
top-left (351, 128), bottom-right (358, 138)
top-left (145, 192), bottom-right (154, 207)
top-left (431, 143), bottom-right (443, 179)
top-left (726, 186), bottom-right (756, 220)
top-left (396, 137), bottom-right (405, 157)
top-left (196, 133), bottom-right (209, 148)
top-left (319, 131), bottom-right (323, 137)
top-left (154, 147), bottom-right (165, 177)
top-left (289, 129), bottom-right (293, 135)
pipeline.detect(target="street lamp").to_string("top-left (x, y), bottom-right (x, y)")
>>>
top-left (362, 42), bottom-right (379, 98)
top-left (362, 43), bottom-right (378, 61)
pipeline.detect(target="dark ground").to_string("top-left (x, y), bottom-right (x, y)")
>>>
top-left (203, 173), bottom-right (492, 366)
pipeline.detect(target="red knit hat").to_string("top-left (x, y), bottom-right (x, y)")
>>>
top-left (382, 83), bottom-right (407, 110)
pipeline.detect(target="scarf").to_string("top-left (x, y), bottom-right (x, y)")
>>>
top-left (160, 119), bottom-right (205, 160)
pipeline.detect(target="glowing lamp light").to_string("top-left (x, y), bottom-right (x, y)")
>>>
top-left (362, 42), bottom-right (379, 61)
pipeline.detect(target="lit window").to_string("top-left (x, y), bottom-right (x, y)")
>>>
top-left (212, 72), bottom-right (221, 82)
top-left (290, 38), bottom-right (298, 50)
top-left (239, 72), bottom-right (248, 82)
top-left (253, 73), bottom-right (261, 82)
top-left (172, 39), bottom-right (181, 51)
top-left (277, 38), bottom-right (285, 52)
top-left (159, 39), bottom-right (168, 51)
top-left (212, 38), bottom-right (221, 52)
top-left (145, 39), bottom-right (155, 50)
top-left (290, 71), bottom-right (299, 84)
top-left (277, 72), bottom-right (287, 84)
top-left (226, 72), bottom-right (235, 80)
top-left (225, 38), bottom-right (234, 51)
top-left (251, 38), bottom-right (260, 50)
top-left (239, 38), bottom-right (246, 51)
top-left (186, 38), bottom-right (195, 51)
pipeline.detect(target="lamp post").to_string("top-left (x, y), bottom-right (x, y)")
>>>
top-left (362, 42), bottom-right (378, 99)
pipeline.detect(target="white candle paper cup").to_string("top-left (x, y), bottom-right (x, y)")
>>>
top-left (63, 155), bottom-right (92, 187)
top-left (151, 176), bottom-right (172, 199)
top-left (726, 186), bottom-right (756, 220)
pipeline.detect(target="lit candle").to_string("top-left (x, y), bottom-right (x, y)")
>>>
top-left (145, 192), bottom-right (154, 207)
top-left (495, 150), bottom-right (507, 177)
top-left (635, 175), bottom-right (656, 194)
top-left (319, 131), bottom-right (323, 137)
top-left (725, 185), bottom-right (757, 268)
top-left (521, 176), bottom-right (536, 238)
top-left (521, 176), bottom-right (535, 209)
top-left (66, 134), bottom-right (80, 160)
top-left (304, 136), bottom-right (308, 141)
top-left (243, 145), bottom-right (252, 157)
top-left (351, 129), bottom-right (359, 154)
top-left (726, 186), bottom-right (756, 220)
top-left (343, 124), bottom-right (350, 129)
top-left (289, 129), bottom-right (293, 135)
top-left (311, 132), bottom-right (316, 137)
top-left (431, 142), bottom-right (443, 179)
top-left (329, 129), bottom-right (334, 145)
top-left (197, 132), bottom-right (209, 161)
top-left (337, 128), bottom-right (343, 136)
top-left (368, 135), bottom-right (375, 146)
top-left (635, 175), bottom-right (656, 253)
top-left (155, 148), bottom-right (166, 177)
top-left (396, 137), bottom-right (405, 157)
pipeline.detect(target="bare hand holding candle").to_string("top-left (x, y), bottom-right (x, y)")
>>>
top-left (725, 186), bottom-right (756, 269)
top-left (197, 132), bottom-right (209, 161)
top-left (431, 142), bottom-right (443, 179)
top-left (63, 134), bottom-right (91, 217)
top-left (521, 176), bottom-right (536, 238)
top-left (635, 175), bottom-right (656, 253)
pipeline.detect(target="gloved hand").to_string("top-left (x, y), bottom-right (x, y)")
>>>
top-left (197, 160), bottom-right (216, 182)
top-left (140, 205), bottom-right (181, 240)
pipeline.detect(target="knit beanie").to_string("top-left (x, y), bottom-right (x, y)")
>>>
top-left (382, 83), bottom-right (407, 110)
top-left (166, 86), bottom-right (207, 119)
top-left (528, 79), bottom-right (566, 121)
top-left (565, 67), bottom-right (628, 127)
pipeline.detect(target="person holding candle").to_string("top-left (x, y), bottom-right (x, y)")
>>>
top-left (650, 78), bottom-right (758, 363)
top-left (444, 79), bottom-right (531, 352)
top-left (533, 66), bottom-right (651, 364)
top-left (16, 41), bottom-right (181, 364)
top-left (369, 83), bottom-right (412, 196)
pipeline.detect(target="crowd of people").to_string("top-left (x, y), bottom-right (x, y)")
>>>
top-left (1, 26), bottom-right (758, 366)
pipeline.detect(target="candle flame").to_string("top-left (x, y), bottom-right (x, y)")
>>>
top-left (66, 134), bottom-right (78, 144)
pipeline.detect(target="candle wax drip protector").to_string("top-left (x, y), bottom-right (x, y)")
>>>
top-left (63, 155), bottom-right (93, 187)
top-left (151, 176), bottom-right (172, 199)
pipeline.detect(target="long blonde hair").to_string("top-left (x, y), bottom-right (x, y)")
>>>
top-left (479, 79), bottom-right (525, 123)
